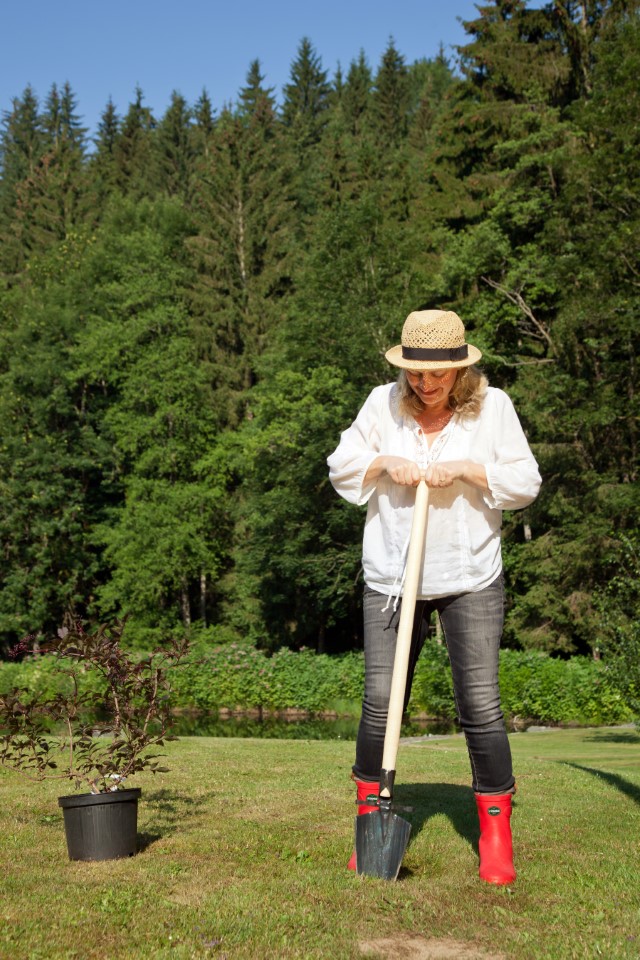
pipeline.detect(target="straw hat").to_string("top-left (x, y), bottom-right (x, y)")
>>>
top-left (385, 310), bottom-right (482, 370)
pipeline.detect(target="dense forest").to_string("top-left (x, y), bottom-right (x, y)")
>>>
top-left (0, 0), bottom-right (638, 662)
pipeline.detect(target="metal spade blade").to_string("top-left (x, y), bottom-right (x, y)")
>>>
top-left (355, 809), bottom-right (412, 881)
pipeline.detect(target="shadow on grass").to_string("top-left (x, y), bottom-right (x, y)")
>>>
top-left (583, 731), bottom-right (640, 744)
top-left (137, 832), bottom-right (163, 853)
top-left (136, 788), bottom-right (218, 849)
top-left (394, 782), bottom-right (479, 855)
top-left (557, 763), bottom-right (640, 807)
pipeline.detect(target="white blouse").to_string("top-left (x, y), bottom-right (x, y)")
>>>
top-left (327, 384), bottom-right (541, 600)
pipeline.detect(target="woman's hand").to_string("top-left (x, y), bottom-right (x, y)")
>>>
top-left (385, 456), bottom-right (423, 486)
top-left (363, 455), bottom-right (423, 487)
top-left (424, 460), bottom-right (489, 491)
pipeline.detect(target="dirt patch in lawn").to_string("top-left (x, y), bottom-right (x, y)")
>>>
top-left (359, 934), bottom-right (506, 960)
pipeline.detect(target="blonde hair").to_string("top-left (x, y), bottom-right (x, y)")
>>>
top-left (397, 366), bottom-right (488, 420)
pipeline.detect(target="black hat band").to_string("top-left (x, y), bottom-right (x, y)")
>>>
top-left (401, 345), bottom-right (469, 361)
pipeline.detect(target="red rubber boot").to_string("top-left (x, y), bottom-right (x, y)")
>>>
top-left (475, 793), bottom-right (516, 885)
top-left (347, 778), bottom-right (380, 871)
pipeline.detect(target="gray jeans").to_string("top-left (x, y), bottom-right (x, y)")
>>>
top-left (353, 574), bottom-right (514, 794)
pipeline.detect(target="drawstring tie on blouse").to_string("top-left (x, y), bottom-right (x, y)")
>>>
top-left (381, 531), bottom-right (412, 613)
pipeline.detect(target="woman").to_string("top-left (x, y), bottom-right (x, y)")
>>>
top-left (327, 309), bottom-right (541, 884)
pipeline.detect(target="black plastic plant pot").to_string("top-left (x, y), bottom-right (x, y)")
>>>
top-left (58, 788), bottom-right (142, 861)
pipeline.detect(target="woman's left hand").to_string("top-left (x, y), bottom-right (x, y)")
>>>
top-left (424, 460), bottom-right (489, 491)
top-left (424, 461), bottom-right (465, 488)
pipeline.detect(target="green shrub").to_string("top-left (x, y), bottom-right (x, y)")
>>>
top-left (169, 643), bottom-right (365, 714)
top-left (1, 642), bottom-right (635, 725)
top-left (408, 643), bottom-right (634, 726)
top-left (0, 656), bottom-right (106, 700)
top-left (498, 650), bottom-right (633, 725)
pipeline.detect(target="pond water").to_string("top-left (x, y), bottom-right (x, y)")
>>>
top-left (169, 714), bottom-right (458, 741)
top-left (25, 714), bottom-right (458, 742)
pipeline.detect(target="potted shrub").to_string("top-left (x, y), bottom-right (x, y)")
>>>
top-left (0, 619), bottom-right (189, 861)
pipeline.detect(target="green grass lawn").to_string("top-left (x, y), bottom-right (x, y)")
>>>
top-left (1, 727), bottom-right (639, 959)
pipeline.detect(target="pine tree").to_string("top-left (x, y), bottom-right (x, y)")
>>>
top-left (41, 81), bottom-right (87, 151)
top-left (5, 82), bottom-right (91, 273)
top-left (280, 39), bottom-right (333, 225)
top-left (331, 62), bottom-right (345, 108)
top-left (457, 0), bottom-right (571, 106)
top-left (113, 86), bottom-right (159, 196)
top-left (372, 39), bottom-right (410, 148)
top-left (156, 91), bottom-right (195, 201)
top-left (0, 86), bottom-right (44, 278)
top-left (341, 51), bottom-right (373, 137)
top-left (188, 62), bottom-right (291, 426)
top-left (238, 59), bottom-right (276, 122)
top-left (408, 49), bottom-right (455, 147)
top-left (0, 86), bottom-right (43, 184)
top-left (192, 88), bottom-right (215, 161)
top-left (281, 37), bottom-right (331, 148)
top-left (90, 98), bottom-right (121, 203)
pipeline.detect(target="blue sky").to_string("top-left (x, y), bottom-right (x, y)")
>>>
top-left (3, 0), bottom-right (489, 138)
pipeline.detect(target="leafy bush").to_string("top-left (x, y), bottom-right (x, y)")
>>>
top-left (170, 643), bottom-right (365, 714)
top-left (497, 649), bottom-right (633, 725)
top-left (1, 641), bottom-right (634, 726)
top-left (403, 643), bottom-right (633, 726)
top-left (0, 654), bottom-right (106, 700)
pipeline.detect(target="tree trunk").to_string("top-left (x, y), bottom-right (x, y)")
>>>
top-left (199, 572), bottom-right (207, 625)
top-left (181, 582), bottom-right (191, 628)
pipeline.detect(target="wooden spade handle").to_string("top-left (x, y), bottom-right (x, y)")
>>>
top-left (379, 479), bottom-right (429, 797)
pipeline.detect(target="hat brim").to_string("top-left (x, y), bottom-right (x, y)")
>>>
top-left (385, 343), bottom-right (483, 370)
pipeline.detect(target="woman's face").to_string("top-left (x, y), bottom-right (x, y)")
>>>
top-left (406, 368), bottom-right (457, 408)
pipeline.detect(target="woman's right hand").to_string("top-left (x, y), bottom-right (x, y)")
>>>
top-left (385, 456), bottom-right (424, 486)
top-left (364, 456), bottom-right (423, 487)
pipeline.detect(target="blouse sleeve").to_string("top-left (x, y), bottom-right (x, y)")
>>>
top-left (327, 387), bottom-right (385, 506)
top-left (483, 390), bottom-right (542, 511)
